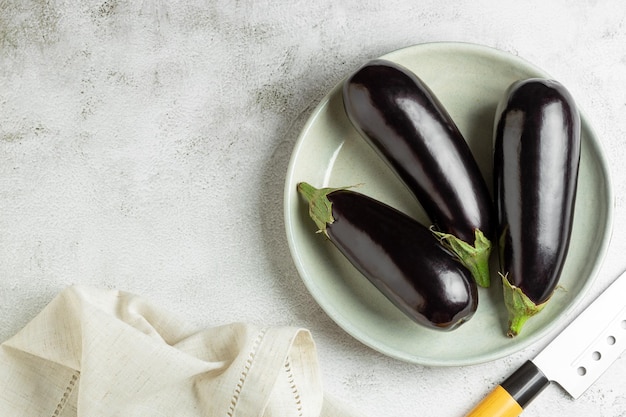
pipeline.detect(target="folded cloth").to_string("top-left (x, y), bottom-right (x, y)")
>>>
top-left (0, 285), bottom-right (366, 417)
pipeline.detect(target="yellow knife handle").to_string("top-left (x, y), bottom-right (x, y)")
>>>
top-left (464, 385), bottom-right (522, 417)
top-left (464, 361), bottom-right (550, 417)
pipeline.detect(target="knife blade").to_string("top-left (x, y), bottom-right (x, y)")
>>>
top-left (465, 269), bottom-right (626, 416)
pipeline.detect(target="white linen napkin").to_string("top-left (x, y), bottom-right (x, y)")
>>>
top-left (0, 285), bottom-right (366, 417)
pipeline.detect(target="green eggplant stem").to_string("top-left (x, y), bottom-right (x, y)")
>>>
top-left (431, 228), bottom-right (492, 288)
top-left (501, 274), bottom-right (548, 337)
top-left (296, 182), bottom-right (355, 235)
top-left (296, 182), bottom-right (334, 234)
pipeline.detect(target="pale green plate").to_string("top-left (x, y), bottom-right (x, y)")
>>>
top-left (284, 42), bottom-right (613, 366)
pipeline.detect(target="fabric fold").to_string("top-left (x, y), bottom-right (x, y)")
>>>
top-left (0, 285), bottom-right (366, 417)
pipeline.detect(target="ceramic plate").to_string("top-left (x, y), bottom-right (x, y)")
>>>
top-left (283, 42), bottom-right (613, 366)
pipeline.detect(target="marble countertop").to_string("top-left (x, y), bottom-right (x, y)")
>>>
top-left (2, 1), bottom-right (626, 416)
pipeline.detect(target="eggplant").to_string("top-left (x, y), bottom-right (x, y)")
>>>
top-left (493, 78), bottom-right (581, 337)
top-left (297, 181), bottom-right (478, 331)
top-left (342, 59), bottom-right (495, 288)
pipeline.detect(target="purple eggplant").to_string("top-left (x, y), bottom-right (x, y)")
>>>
top-left (494, 78), bottom-right (581, 337)
top-left (297, 182), bottom-right (478, 331)
top-left (342, 59), bottom-right (495, 288)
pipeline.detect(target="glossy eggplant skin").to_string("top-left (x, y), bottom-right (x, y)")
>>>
top-left (494, 78), bottom-right (581, 337)
top-left (297, 182), bottom-right (478, 331)
top-left (342, 59), bottom-right (495, 288)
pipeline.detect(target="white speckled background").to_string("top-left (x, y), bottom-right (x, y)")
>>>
top-left (2, 1), bottom-right (626, 416)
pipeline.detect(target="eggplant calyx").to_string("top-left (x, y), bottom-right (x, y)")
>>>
top-left (501, 273), bottom-right (548, 338)
top-left (297, 182), bottom-right (335, 234)
top-left (297, 182), bottom-right (355, 236)
top-left (431, 228), bottom-right (492, 288)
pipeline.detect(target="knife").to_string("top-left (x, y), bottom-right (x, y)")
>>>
top-left (465, 269), bottom-right (626, 416)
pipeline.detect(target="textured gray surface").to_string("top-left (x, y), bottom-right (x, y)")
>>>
top-left (2, 1), bottom-right (626, 416)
